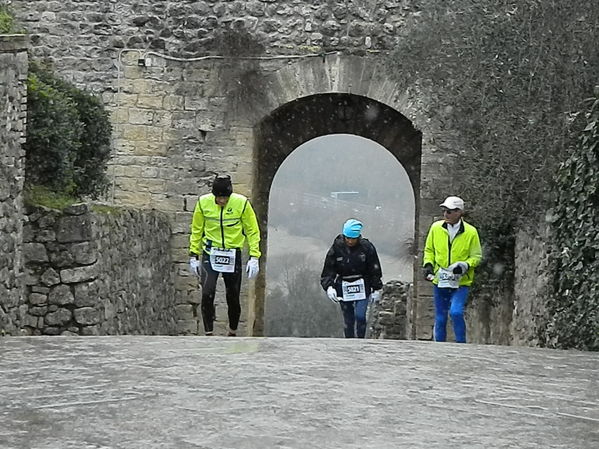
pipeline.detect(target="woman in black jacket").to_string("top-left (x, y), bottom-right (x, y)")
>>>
top-left (320, 219), bottom-right (383, 338)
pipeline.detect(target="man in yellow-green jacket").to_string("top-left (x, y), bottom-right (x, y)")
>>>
top-left (422, 196), bottom-right (482, 343)
top-left (189, 174), bottom-right (261, 336)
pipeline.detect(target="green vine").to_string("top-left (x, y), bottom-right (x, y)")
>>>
top-left (548, 93), bottom-right (599, 351)
top-left (0, 4), bottom-right (17, 33)
top-left (24, 61), bottom-right (112, 199)
top-left (388, 1), bottom-right (598, 319)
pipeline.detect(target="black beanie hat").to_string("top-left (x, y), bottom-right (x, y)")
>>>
top-left (212, 174), bottom-right (233, 197)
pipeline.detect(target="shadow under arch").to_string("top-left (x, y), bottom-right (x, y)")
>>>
top-left (250, 93), bottom-right (422, 335)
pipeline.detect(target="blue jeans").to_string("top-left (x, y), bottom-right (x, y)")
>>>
top-left (433, 286), bottom-right (470, 343)
top-left (339, 299), bottom-right (369, 338)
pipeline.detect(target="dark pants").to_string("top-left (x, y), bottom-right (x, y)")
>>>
top-left (339, 299), bottom-right (369, 338)
top-left (200, 252), bottom-right (242, 334)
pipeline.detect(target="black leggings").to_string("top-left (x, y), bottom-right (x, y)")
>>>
top-left (200, 252), bottom-right (242, 333)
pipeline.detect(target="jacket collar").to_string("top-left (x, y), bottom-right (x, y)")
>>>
top-left (442, 219), bottom-right (465, 234)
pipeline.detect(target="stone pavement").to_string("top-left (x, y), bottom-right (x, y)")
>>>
top-left (1, 337), bottom-right (597, 449)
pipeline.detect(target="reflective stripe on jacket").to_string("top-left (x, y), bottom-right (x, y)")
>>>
top-left (189, 193), bottom-right (261, 258)
top-left (422, 219), bottom-right (482, 286)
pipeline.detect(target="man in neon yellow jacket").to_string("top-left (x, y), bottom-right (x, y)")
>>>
top-left (422, 196), bottom-right (482, 343)
top-left (188, 174), bottom-right (261, 336)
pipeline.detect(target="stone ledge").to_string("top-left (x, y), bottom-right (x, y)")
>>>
top-left (0, 35), bottom-right (29, 52)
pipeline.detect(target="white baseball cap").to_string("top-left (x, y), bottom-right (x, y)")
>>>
top-left (440, 196), bottom-right (464, 210)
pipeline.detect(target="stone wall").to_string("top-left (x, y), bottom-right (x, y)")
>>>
top-left (4, 2), bottom-right (562, 342)
top-left (21, 204), bottom-right (177, 335)
top-left (463, 227), bottom-right (551, 346)
top-left (15, 0), bottom-right (420, 91)
top-left (467, 286), bottom-right (514, 346)
top-left (10, 1), bottom-right (438, 336)
top-left (10, 1), bottom-right (534, 340)
top-left (0, 35), bottom-right (28, 335)
top-left (511, 227), bottom-right (551, 347)
top-left (370, 281), bottom-right (410, 339)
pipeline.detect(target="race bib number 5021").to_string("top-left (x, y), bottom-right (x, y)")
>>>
top-left (341, 279), bottom-right (366, 301)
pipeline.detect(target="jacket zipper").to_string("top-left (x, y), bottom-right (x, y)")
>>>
top-left (446, 222), bottom-right (463, 267)
top-left (220, 207), bottom-right (225, 249)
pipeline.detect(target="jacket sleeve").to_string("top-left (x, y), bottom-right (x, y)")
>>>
top-left (423, 225), bottom-right (435, 268)
top-left (189, 199), bottom-right (205, 256)
top-left (241, 200), bottom-right (261, 258)
top-left (466, 228), bottom-right (482, 269)
top-left (367, 243), bottom-right (383, 291)
top-left (320, 245), bottom-right (337, 291)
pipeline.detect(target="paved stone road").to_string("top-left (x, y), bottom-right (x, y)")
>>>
top-left (1, 337), bottom-right (597, 449)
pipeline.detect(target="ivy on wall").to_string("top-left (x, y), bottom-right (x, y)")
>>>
top-left (0, 4), bottom-right (17, 33)
top-left (24, 62), bottom-right (112, 199)
top-left (548, 94), bottom-right (599, 351)
top-left (387, 1), bottom-right (598, 343)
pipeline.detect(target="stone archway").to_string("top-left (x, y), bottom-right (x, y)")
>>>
top-left (235, 54), bottom-right (445, 338)
top-left (249, 93), bottom-right (421, 335)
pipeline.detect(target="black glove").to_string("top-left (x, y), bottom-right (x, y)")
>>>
top-left (452, 262), bottom-right (469, 275)
top-left (422, 264), bottom-right (434, 280)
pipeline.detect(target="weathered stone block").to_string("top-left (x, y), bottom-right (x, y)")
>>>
top-left (137, 95), bottom-right (163, 109)
top-left (23, 243), bottom-right (49, 263)
top-left (22, 313), bottom-right (40, 328)
top-left (163, 95), bottom-right (184, 110)
top-left (23, 268), bottom-right (41, 286)
top-left (74, 307), bottom-right (100, 325)
top-left (175, 304), bottom-right (193, 320)
top-left (56, 215), bottom-right (93, 243)
top-left (176, 320), bottom-right (198, 335)
top-left (45, 308), bottom-right (72, 326)
top-left (41, 268), bottom-right (61, 286)
top-left (29, 306), bottom-right (48, 317)
top-left (49, 284), bottom-right (74, 305)
top-left (73, 282), bottom-right (98, 307)
top-left (48, 246), bottom-right (75, 268)
top-left (29, 293), bottom-right (47, 305)
top-left (60, 264), bottom-right (98, 283)
top-left (129, 108), bottom-right (154, 125)
top-left (81, 325), bottom-right (100, 336)
top-left (36, 229), bottom-right (57, 242)
top-left (70, 242), bottom-right (97, 265)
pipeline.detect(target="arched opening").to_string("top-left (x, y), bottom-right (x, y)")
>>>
top-left (250, 93), bottom-right (422, 336)
top-left (265, 134), bottom-right (415, 337)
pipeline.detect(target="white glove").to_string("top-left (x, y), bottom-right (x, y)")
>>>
top-left (369, 290), bottom-right (381, 304)
top-left (326, 286), bottom-right (339, 303)
top-left (246, 257), bottom-right (259, 279)
top-left (189, 257), bottom-right (201, 277)
top-left (457, 261), bottom-right (469, 273)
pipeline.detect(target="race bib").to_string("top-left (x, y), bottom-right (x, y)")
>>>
top-left (341, 278), bottom-right (366, 301)
top-left (209, 248), bottom-right (236, 273)
top-left (437, 268), bottom-right (460, 289)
